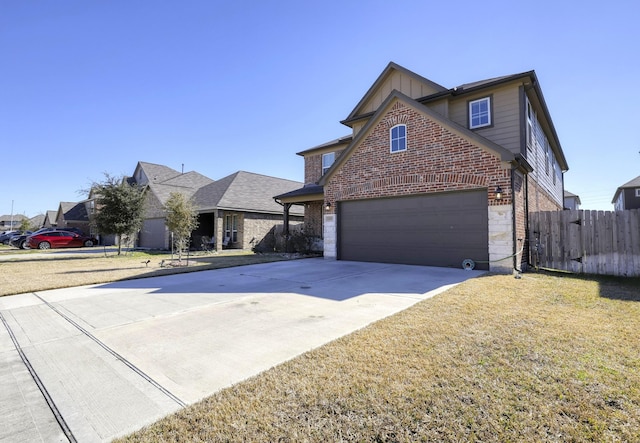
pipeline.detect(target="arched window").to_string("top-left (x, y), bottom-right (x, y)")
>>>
top-left (390, 124), bottom-right (407, 153)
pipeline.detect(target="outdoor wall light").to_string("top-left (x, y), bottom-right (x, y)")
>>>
top-left (325, 201), bottom-right (332, 210)
top-left (495, 186), bottom-right (503, 201)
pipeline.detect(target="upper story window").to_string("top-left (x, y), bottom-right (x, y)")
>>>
top-left (390, 124), bottom-right (407, 153)
top-left (322, 152), bottom-right (335, 175)
top-left (526, 100), bottom-right (535, 150)
top-left (469, 97), bottom-right (491, 129)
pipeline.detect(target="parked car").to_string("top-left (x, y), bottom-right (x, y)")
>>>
top-left (1, 230), bottom-right (22, 244)
top-left (33, 227), bottom-right (85, 235)
top-left (27, 231), bottom-right (97, 250)
top-left (9, 232), bottom-right (33, 249)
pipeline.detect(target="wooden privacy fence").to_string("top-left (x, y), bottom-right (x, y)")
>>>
top-left (529, 209), bottom-right (640, 277)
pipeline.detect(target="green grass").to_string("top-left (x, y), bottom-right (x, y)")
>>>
top-left (115, 272), bottom-right (640, 442)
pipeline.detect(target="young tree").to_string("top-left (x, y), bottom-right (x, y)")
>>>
top-left (19, 217), bottom-right (32, 233)
top-left (164, 191), bottom-right (199, 262)
top-left (91, 173), bottom-right (146, 255)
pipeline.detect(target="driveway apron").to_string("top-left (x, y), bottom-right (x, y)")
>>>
top-left (0, 258), bottom-right (484, 442)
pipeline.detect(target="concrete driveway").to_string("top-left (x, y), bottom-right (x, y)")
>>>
top-left (0, 258), bottom-right (484, 442)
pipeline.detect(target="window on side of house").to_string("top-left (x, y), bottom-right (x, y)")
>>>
top-left (635, 189), bottom-right (640, 198)
top-left (526, 100), bottom-right (534, 150)
top-left (390, 124), bottom-right (407, 153)
top-left (469, 97), bottom-right (491, 129)
top-left (545, 141), bottom-right (550, 175)
top-left (224, 214), bottom-right (238, 243)
top-left (322, 152), bottom-right (335, 175)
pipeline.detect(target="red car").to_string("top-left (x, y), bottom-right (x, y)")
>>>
top-left (27, 231), bottom-right (97, 250)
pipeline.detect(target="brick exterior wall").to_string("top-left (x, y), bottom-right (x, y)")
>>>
top-left (513, 171), bottom-right (528, 270)
top-left (324, 101), bottom-right (511, 209)
top-left (305, 154), bottom-right (323, 184)
top-left (304, 202), bottom-right (323, 238)
top-left (243, 212), bottom-right (303, 250)
top-left (527, 178), bottom-right (562, 213)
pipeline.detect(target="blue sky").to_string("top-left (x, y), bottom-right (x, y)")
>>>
top-left (2, 0), bottom-right (639, 218)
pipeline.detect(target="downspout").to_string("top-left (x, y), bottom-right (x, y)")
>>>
top-left (273, 197), bottom-right (291, 252)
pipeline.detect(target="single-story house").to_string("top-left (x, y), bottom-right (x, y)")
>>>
top-left (276, 62), bottom-right (569, 273)
top-left (55, 201), bottom-right (92, 235)
top-left (130, 161), bottom-right (303, 250)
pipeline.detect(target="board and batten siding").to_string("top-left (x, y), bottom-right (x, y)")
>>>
top-left (358, 70), bottom-right (443, 116)
top-left (448, 83), bottom-right (522, 154)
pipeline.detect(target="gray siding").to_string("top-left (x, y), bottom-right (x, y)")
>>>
top-left (448, 83), bottom-right (521, 154)
top-left (526, 96), bottom-right (563, 206)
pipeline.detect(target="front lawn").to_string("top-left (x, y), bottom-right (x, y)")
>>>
top-left (0, 249), bottom-right (297, 296)
top-left (116, 272), bottom-right (640, 442)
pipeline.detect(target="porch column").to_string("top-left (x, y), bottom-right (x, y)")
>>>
top-left (283, 203), bottom-right (291, 252)
top-left (215, 209), bottom-right (224, 252)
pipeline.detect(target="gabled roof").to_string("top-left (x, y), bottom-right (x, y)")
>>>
top-left (320, 90), bottom-right (516, 185)
top-left (564, 190), bottom-right (581, 204)
top-left (0, 214), bottom-right (27, 222)
top-left (338, 63), bottom-right (568, 173)
top-left (612, 175), bottom-right (640, 203)
top-left (29, 213), bottom-right (45, 228)
top-left (58, 201), bottom-right (89, 222)
top-left (135, 161), bottom-right (184, 184)
top-left (193, 171), bottom-right (304, 216)
top-left (343, 62), bottom-right (448, 123)
top-left (131, 161), bottom-right (215, 206)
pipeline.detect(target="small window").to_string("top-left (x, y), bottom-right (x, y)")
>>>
top-left (469, 97), bottom-right (491, 129)
top-left (322, 152), bottom-right (335, 175)
top-left (635, 189), bottom-right (640, 197)
top-left (390, 124), bottom-right (406, 152)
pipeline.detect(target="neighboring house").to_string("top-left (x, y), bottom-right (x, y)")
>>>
top-left (130, 162), bottom-right (303, 250)
top-left (276, 62), bottom-right (569, 272)
top-left (42, 210), bottom-right (58, 228)
top-left (564, 190), bottom-right (581, 210)
top-left (612, 175), bottom-right (640, 211)
top-left (130, 161), bottom-right (214, 249)
top-left (0, 214), bottom-right (27, 230)
top-left (55, 201), bottom-right (92, 234)
top-left (191, 171), bottom-right (304, 251)
top-left (28, 213), bottom-right (45, 229)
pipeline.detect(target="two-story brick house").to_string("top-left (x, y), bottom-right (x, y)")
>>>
top-left (276, 62), bottom-right (568, 272)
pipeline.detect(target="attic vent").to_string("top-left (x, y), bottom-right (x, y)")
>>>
top-left (384, 114), bottom-right (409, 128)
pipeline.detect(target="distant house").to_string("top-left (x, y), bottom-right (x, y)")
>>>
top-left (55, 201), bottom-right (92, 234)
top-left (0, 214), bottom-right (27, 230)
top-left (129, 161), bottom-right (214, 249)
top-left (564, 190), bottom-right (581, 210)
top-left (129, 162), bottom-right (303, 250)
top-left (42, 210), bottom-right (59, 228)
top-left (28, 213), bottom-right (46, 229)
top-left (612, 175), bottom-right (640, 211)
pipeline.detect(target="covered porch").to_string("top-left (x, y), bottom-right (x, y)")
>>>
top-left (274, 184), bottom-right (325, 252)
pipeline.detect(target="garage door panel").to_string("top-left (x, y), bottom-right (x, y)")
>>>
top-left (338, 191), bottom-right (489, 269)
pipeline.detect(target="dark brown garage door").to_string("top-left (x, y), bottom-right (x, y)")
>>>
top-left (338, 190), bottom-right (489, 270)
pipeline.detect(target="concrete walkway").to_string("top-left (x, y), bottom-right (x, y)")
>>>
top-left (0, 258), bottom-right (484, 442)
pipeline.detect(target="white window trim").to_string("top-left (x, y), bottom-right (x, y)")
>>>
top-left (389, 124), bottom-right (407, 153)
top-left (635, 189), bottom-right (640, 197)
top-left (322, 152), bottom-right (335, 175)
top-left (469, 97), bottom-right (491, 129)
